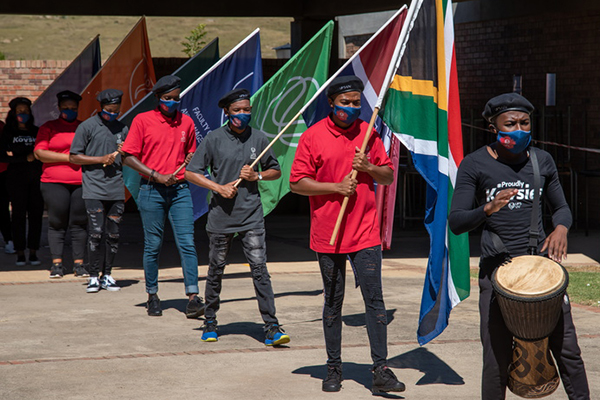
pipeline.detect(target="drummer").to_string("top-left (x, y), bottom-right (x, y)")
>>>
top-left (448, 93), bottom-right (589, 400)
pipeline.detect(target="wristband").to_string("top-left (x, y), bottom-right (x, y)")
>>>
top-left (257, 172), bottom-right (263, 181)
top-left (150, 170), bottom-right (156, 182)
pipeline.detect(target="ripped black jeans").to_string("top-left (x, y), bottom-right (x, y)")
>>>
top-left (318, 246), bottom-right (388, 368)
top-left (205, 228), bottom-right (278, 329)
top-left (84, 199), bottom-right (124, 277)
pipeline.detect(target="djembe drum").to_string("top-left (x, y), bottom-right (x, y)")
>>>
top-left (492, 255), bottom-right (569, 398)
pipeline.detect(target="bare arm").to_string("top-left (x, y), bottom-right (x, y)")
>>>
top-left (35, 149), bottom-right (70, 163)
top-left (184, 170), bottom-right (238, 199)
top-left (122, 153), bottom-right (177, 186)
top-left (70, 153), bottom-right (115, 166)
top-left (290, 173), bottom-right (357, 197)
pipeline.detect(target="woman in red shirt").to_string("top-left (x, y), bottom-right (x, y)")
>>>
top-left (34, 91), bottom-right (88, 279)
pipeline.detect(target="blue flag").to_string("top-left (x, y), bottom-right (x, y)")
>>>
top-left (32, 35), bottom-right (101, 127)
top-left (119, 38), bottom-right (220, 201)
top-left (180, 29), bottom-right (263, 219)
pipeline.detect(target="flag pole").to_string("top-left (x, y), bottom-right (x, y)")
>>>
top-left (328, 0), bottom-right (422, 246)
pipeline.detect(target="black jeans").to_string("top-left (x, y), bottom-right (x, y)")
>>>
top-left (5, 169), bottom-right (43, 251)
top-left (317, 246), bottom-right (388, 368)
top-left (205, 228), bottom-right (278, 328)
top-left (0, 171), bottom-right (11, 242)
top-left (479, 257), bottom-right (590, 400)
top-left (41, 182), bottom-right (87, 260)
top-left (85, 199), bottom-right (124, 277)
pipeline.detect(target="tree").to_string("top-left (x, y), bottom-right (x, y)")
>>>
top-left (181, 24), bottom-right (207, 58)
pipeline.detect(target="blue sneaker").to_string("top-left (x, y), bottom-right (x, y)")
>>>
top-left (201, 320), bottom-right (218, 342)
top-left (265, 324), bottom-right (290, 346)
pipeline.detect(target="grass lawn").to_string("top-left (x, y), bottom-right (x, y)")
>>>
top-left (0, 15), bottom-right (292, 61)
top-left (469, 269), bottom-right (600, 307)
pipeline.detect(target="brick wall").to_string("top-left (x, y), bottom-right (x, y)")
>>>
top-left (0, 60), bottom-right (70, 117)
top-left (455, 9), bottom-right (600, 225)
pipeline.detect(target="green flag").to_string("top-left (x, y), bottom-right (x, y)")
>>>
top-left (250, 21), bottom-right (334, 215)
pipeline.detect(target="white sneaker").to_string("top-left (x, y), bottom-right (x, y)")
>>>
top-left (4, 240), bottom-right (15, 254)
top-left (100, 275), bottom-right (120, 291)
top-left (86, 277), bottom-right (100, 293)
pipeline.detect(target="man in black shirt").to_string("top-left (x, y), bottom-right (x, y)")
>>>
top-left (185, 88), bottom-right (290, 346)
top-left (449, 93), bottom-right (589, 400)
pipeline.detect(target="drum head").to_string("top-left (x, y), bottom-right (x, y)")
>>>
top-left (495, 256), bottom-right (566, 297)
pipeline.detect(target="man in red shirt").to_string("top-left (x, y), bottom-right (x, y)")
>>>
top-left (290, 76), bottom-right (404, 394)
top-left (122, 75), bottom-right (204, 319)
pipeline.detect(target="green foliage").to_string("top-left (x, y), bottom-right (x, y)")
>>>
top-left (181, 24), bottom-right (207, 58)
top-left (0, 51), bottom-right (6, 60)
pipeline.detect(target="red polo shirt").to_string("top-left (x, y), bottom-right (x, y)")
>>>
top-left (34, 118), bottom-right (82, 184)
top-left (121, 109), bottom-right (197, 180)
top-left (290, 116), bottom-right (393, 254)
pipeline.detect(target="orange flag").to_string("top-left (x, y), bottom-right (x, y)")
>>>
top-left (78, 17), bottom-right (156, 119)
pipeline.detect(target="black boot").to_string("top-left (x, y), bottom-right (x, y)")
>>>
top-left (147, 294), bottom-right (162, 316)
top-left (371, 365), bottom-right (405, 393)
top-left (322, 365), bottom-right (342, 392)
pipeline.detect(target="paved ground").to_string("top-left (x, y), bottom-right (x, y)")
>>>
top-left (0, 213), bottom-right (598, 399)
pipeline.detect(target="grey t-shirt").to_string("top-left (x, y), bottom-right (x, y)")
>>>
top-left (70, 114), bottom-right (128, 200)
top-left (187, 124), bottom-right (280, 234)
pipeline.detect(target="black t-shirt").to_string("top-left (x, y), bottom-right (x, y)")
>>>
top-left (0, 124), bottom-right (42, 176)
top-left (186, 124), bottom-right (280, 234)
top-left (449, 146), bottom-right (571, 259)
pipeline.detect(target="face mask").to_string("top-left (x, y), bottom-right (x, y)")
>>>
top-left (100, 110), bottom-right (119, 122)
top-left (60, 109), bottom-right (78, 122)
top-left (16, 113), bottom-right (30, 124)
top-left (159, 99), bottom-right (180, 114)
top-left (333, 105), bottom-right (361, 125)
top-left (497, 130), bottom-right (531, 154)
top-left (228, 113), bottom-right (251, 130)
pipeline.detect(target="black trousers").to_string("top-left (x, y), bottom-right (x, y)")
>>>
top-left (479, 257), bottom-right (590, 400)
top-left (317, 246), bottom-right (388, 368)
top-left (204, 228), bottom-right (278, 328)
top-left (85, 199), bottom-right (124, 277)
top-left (41, 182), bottom-right (87, 260)
top-left (5, 169), bottom-right (43, 251)
top-left (0, 171), bottom-right (11, 242)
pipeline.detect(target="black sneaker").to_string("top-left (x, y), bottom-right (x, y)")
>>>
top-left (265, 324), bottom-right (291, 346)
top-left (49, 263), bottom-right (64, 279)
top-left (73, 263), bottom-right (89, 278)
top-left (185, 295), bottom-right (205, 319)
top-left (322, 365), bottom-right (343, 392)
top-left (29, 254), bottom-right (41, 266)
top-left (201, 320), bottom-right (218, 342)
top-left (147, 294), bottom-right (162, 316)
top-left (371, 365), bottom-right (405, 394)
top-left (16, 254), bottom-right (26, 266)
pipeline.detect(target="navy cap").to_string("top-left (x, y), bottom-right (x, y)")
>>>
top-left (152, 75), bottom-right (181, 95)
top-left (57, 90), bottom-right (82, 103)
top-left (96, 89), bottom-right (123, 105)
top-left (8, 97), bottom-right (32, 110)
top-left (483, 93), bottom-right (535, 122)
top-left (218, 88), bottom-right (251, 109)
top-left (326, 75), bottom-right (364, 98)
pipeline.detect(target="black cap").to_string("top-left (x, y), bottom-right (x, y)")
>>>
top-left (326, 75), bottom-right (364, 98)
top-left (57, 90), bottom-right (82, 103)
top-left (218, 88), bottom-right (251, 109)
top-left (483, 93), bottom-right (535, 122)
top-left (152, 75), bottom-right (181, 95)
top-left (8, 97), bottom-right (32, 110)
top-left (96, 89), bottom-right (123, 105)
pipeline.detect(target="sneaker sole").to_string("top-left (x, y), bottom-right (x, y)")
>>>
top-left (29, 262), bottom-right (41, 266)
top-left (86, 288), bottom-right (100, 293)
top-left (185, 307), bottom-right (205, 319)
top-left (265, 334), bottom-right (290, 346)
top-left (49, 275), bottom-right (63, 279)
top-left (371, 385), bottom-right (406, 394)
top-left (201, 337), bottom-right (218, 342)
top-left (16, 262), bottom-right (26, 266)
top-left (102, 286), bottom-right (121, 291)
top-left (75, 273), bottom-right (90, 278)
top-left (322, 385), bottom-right (342, 392)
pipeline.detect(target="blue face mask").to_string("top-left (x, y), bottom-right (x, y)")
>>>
top-left (100, 110), bottom-right (119, 122)
top-left (228, 113), bottom-right (251, 130)
top-left (17, 113), bottom-right (30, 124)
top-left (60, 108), bottom-right (78, 122)
top-left (497, 130), bottom-right (532, 154)
top-left (333, 105), bottom-right (361, 125)
top-left (159, 99), bottom-right (180, 114)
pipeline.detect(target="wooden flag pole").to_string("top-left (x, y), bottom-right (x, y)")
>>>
top-left (172, 160), bottom-right (189, 176)
top-left (232, 108), bottom-right (303, 188)
top-left (329, 107), bottom-right (380, 246)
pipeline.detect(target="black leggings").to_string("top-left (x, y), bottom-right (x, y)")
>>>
top-left (5, 169), bottom-right (43, 251)
top-left (0, 171), bottom-right (11, 242)
top-left (40, 182), bottom-right (87, 260)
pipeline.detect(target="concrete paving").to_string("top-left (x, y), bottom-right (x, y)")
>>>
top-left (0, 213), bottom-right (598, 399)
